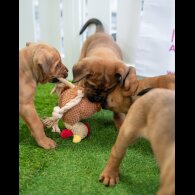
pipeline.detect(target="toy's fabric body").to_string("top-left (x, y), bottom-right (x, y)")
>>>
top-left (60, 86), bottom-right (101, 125)
top-left (42, 79), bottom-right (101, 143)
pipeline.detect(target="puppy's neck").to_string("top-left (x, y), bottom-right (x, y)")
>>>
top-left (21, 48), bottom-right (41, 84)
top-left (124, 88), bottom-right (153, 112)
top-left (137, 77), bottom-right (159, 94)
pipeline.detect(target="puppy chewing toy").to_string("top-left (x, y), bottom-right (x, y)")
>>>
top-left (42, 78), bottom-right (101, 143)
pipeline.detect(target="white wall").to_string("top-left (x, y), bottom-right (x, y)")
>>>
top-left (117, 0), bottom-right (142, 64)
top-left (135, 0), bottom-right (175, 76)
top-left (87, 0), bottom-right (112, 34)
top-left (19, 0), bottom-right (175, 79)
top-left (19, 0), bottom-right (34, 48)
top-left (61, 0), bottom-right (82, 79)
top-left (38, 0), bottom-right (61, 50)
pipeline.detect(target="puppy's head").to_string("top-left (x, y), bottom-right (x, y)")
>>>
top-left (122, 66), bottom-right (138, 96)
top-left (72, 57), bottom-right (129, 103)
top-left (102, 66), bottom-right (153, 113)
top-left (103, 87), bottom-right (153, 113)
top-left (28, 42), bottom-right (68, 83)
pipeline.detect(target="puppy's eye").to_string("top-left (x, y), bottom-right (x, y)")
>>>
top-left (56, 63), bottom-right (61, 69)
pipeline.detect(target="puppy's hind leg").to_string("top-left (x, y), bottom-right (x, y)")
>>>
top-left (20, 102), bottom-right (57, 149)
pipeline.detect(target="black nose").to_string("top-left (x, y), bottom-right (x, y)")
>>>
top-left (101, 100), bottom-right (107, 109)
top-left (50, 78), bottom-right (59, 83)
top-left (64, 71), bottom-right (68, 78)
top-left (87, 95), bottom-right (104, 103)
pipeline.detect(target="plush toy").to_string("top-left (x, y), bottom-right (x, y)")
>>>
top-left (60, 123), bottom-right (90, 139)
top-left (42, 78), bottom-right (101, 143)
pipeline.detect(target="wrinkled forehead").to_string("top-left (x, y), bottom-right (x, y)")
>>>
top-left (88, 72), bottom-right (116, 88)
top-left (52, 47), bottom-right (61, 58)
top-left (46, 48), bottom-right (61, 64)
top-left (47, 47), bottom-right (61, 61)
top-left (38, 44), bottom-right (61, 58)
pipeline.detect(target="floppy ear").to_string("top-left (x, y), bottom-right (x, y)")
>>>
top-left (123, 66), bottom-right (137, 90)
top-left (118, 66), bottom-right (138, 97)
top-left (115, 63), bottom-right (130, 86)
top-left (38, 62), bottom-right (50, 75)
top-left (33, 52), bottom-right (51, 75)
top-left (72, 62), bottom-right (90, 83)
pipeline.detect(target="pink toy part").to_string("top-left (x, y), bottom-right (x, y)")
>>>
top-left (60, 129), bottom-right (73, 139)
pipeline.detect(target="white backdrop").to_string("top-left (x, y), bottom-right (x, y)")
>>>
top-left (135, 0), bottom-right (175, 76)
top-left (19, 0), bottom-right (175, 79)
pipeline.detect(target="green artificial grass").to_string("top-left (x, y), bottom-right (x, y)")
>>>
top-left (19, 83), bottom-right (159, 195)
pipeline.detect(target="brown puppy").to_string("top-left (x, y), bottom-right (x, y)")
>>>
top-left (73, 18), bottom-right (129, 128)
top-left (19, 42), bottom-right (68, 149)
top-left (103, 66), bottom-right (175, 114)
top-left (123, 66), bottom-right (175, 96)
top-left (99, 89), bottom-right (175, 195)
top-left (73, 18), bottom-right (129, 102)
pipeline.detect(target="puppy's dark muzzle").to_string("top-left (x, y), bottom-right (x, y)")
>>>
top-left (101, 100), bottom-right (108, 109)
top-left (87, 95), bottom-right (105, 103)
top-left (50, 71), bottom-right (68, 83)
top-left (50, 78), bottom-right (59, 83)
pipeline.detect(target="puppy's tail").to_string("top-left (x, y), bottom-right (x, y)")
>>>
top-left (79, 18), bottom-right (104, 35)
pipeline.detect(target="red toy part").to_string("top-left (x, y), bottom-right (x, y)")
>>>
top-left (84, 123), bottom-right (90, 136)
top-left (60, 123), bottom-right (91, 139)
top-left (60, 129), bottom-right (73, 139)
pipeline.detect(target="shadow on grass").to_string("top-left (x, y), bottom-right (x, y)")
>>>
top-left (119, 173), bottom-right (159, 195)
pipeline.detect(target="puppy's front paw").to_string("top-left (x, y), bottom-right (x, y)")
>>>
top-left (37, 137), bottom-right (57, 149)
top-left (99, 167), bottom-right (119, 186)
